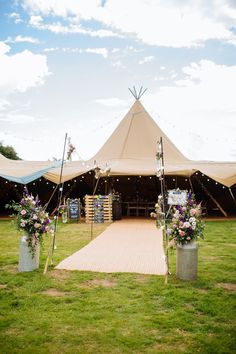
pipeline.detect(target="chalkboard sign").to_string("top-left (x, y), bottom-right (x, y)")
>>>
top-left (68, 199), bottom-right (80, 221)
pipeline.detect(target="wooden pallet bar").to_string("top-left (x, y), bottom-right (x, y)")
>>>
top-left (85, 195), bottom-right (113, 223)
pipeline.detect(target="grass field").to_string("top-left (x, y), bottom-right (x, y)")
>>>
top-left (0, 219), bottom-right (235, 354)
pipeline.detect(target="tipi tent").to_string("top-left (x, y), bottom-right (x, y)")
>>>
top-left (44, 99), bottom-right (236, 188)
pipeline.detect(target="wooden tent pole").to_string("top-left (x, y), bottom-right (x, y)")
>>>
top-left (43, 133), bottom-right (68, 274)
top-left (156, 137), bottom-right (170, 284)
top-left (43, 184), bottom-right (58, 211)
top-left (229, 188), bottom-right (236, 208)
top-left (90, 174), bottom-right (101, 240)
top-left (189, 174), bottom-right (194, 193)
top-left (195, 177), bottom-right (228, 217)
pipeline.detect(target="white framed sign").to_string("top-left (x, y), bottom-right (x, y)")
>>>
top-left (167, 189), bottom-right (187, 206)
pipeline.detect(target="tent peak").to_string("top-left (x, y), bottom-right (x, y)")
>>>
top-left (128, 86), bottom-right (147, 100)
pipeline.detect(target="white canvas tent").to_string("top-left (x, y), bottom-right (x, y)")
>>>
top-left (43, 99), bottom-right (236, 188)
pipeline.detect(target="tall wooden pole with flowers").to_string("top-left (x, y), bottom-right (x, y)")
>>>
top-left (156, 137), bottom-right (169, 283)
top-left (44, 133), bottom-right (68, 274)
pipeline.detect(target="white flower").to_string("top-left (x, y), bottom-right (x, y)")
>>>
top-left (183, 221), bottom-right (190, 228)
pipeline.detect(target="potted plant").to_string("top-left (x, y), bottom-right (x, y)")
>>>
top-left (6, 187), bottom-right (51, 272)
top-left (167, 191), bottom-right (204, 280)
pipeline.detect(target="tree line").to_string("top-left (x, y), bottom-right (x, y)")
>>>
top-left (0, 141), bottom-right (20, 160)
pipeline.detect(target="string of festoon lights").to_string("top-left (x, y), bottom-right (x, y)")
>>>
top-left (3, 174), bottom-right (236, 190)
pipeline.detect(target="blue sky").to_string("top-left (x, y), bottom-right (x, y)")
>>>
top-left (0, 0), bottom-right (236, 161)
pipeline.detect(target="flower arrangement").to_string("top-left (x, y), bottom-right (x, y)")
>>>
top-left (6, 187), bottom-right (51, 255)
top-left (167, 191), bottom-right (204, 246)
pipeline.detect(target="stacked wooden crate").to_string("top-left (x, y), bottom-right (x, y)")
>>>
top-left (85, 195), bottom-right (113, 223)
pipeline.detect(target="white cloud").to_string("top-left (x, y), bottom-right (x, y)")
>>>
top-left (145, 60), bottom-right (236, 161)
top-left (0, 42), bottom-right (50, 95)
top-left (44, 46), bottom-right (108, 58)
top-left (29, 15), bottom-right (43, 26)
top-left (22, 0), bottom-right (236, 47)
top-left (95, 97), bottom-right (129, 107)
top-left (98, 0), bottom-right (235, 47)
top-left (0, 42), bottom-right (10, 55)
top-left (0, 113), bottom-right (37, 124)
top-left (23, 0), bottom-right (101, 19)
top-left (138, 56), bottom-right (154, 64)
top-left (6, 35), bottom-right (40, 44)
top-left (29, 16), bottom-right (123, 38)
top-left (111, 60), bottom-right (126, 69)
top-left (0, 98), bottom-right (10, 110)
top-left (44, 47), bottom-right (60, 52)
top-left (85, 48), bottom-right (108, 58)
top-left (9, 12), bottom-right (23, 24)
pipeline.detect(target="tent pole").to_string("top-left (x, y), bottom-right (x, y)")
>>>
top-left (156, 137), bottom-right (169, 284)
top-left (90, 174), bottom-right (101, 240)
top-left (189, 174), bottom-right (194, 193)
top-left (229, 187), bottom-right (236, 208)
top-left (43, 133), bottom-right (68, 274)
top-left (195, 177), bottom-right (228, 217)
top-left (43, 184), bottom-right (58, 211)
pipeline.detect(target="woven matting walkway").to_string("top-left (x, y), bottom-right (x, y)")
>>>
top-left (56, 219), bottom-right (167, 275)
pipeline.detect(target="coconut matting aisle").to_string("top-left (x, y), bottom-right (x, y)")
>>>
top-left (56, 219), bottom-right (167, 275)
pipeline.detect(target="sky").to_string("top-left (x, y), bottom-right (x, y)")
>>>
top-left (0, 0), bottom-right (236, 162)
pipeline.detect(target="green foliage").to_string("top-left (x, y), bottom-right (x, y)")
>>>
top-left (0, 141), bottom-right (20, 160)
top-left (0, 220), bottom-right (235, 353)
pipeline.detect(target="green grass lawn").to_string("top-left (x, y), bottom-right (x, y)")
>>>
top-left (0, 219), bottom-right (235, 354)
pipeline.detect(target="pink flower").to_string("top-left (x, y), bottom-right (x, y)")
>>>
top-left (179, 230), bottom-right (185, 237)
top-left (196, 207), bottom-right (201, 216)
top-left (34, 222), bottom-right (41, 229)
top-left (20, 210), bottom-right (27, 216)
top-left (190, 208), bottom-right (197, 216)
